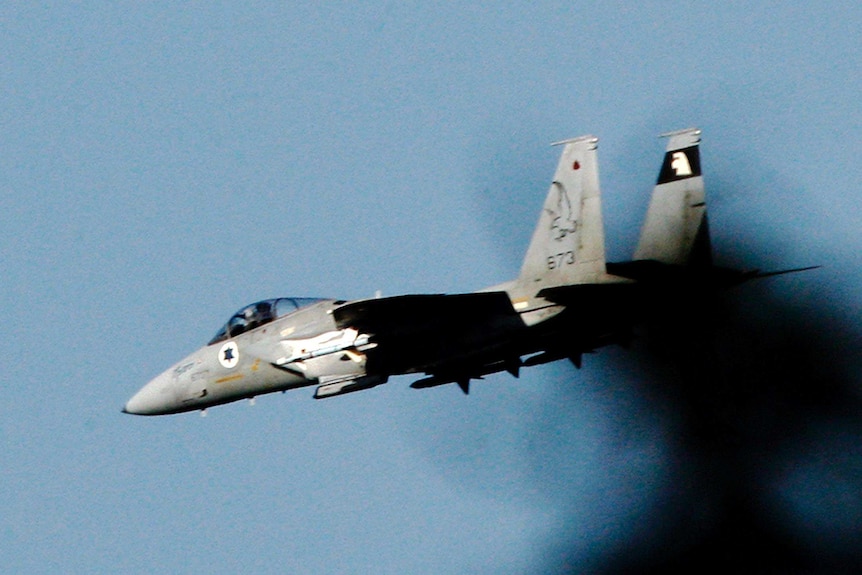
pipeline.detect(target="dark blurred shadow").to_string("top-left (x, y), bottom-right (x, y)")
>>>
top-left (546, 247), bottom-right (862, 574)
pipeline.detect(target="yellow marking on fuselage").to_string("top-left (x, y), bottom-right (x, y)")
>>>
top-left (215, 373), bottom-right (245, 384)
top-left (251, 358), bottom-right (261, 372)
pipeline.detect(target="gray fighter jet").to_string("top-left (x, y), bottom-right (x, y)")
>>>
top-left (123, 129), bottom-right (806, 415)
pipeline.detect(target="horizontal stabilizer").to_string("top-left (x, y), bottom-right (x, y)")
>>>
top-left (746, 265), bottom-right (821, 280)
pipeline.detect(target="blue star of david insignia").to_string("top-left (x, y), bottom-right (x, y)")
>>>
top-left (223, 347), bottom-right (235, 362)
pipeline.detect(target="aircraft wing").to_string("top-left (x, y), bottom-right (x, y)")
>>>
top-left (332, 292), bottom-right (525, 376)
top-left (536, 282), bottom-right (641, 343)
top-left (333, 292), bottom-right (519, 331)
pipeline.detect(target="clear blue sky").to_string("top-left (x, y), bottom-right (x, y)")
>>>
top-left (3, 3), bottom-right (862, 572)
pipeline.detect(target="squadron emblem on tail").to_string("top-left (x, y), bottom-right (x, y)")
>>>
top-left (546, 182), bottom-right (579, 241)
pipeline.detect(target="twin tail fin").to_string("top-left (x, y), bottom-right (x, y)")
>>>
top-left (633, 128), bottom-right (711, 267)
top-left (518, 136), bottom-right (611, 290)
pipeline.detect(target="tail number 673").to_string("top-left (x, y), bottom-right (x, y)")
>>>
top-left (547, 251), bottom-right (575, 270)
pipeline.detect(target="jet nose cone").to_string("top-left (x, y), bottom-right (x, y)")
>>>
top-left (123, 372), bottom-right (176, 416)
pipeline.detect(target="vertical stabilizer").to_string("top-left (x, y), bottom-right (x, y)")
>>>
top-left (634, 128), bottom-right (711, 267)
top-left (518, 136), bottom-right (609, 290)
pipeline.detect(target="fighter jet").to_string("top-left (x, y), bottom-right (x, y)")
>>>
top-left (123, 129), bottom-right (807, 416)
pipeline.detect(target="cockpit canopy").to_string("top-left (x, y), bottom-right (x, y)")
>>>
top-left (208, 298), bottom-right (326, 345)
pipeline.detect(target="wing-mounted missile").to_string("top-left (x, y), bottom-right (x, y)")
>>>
top-left (275, 328), bottom-right (374, 365)
top-left (273, 328), bottom-right (377, 380)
